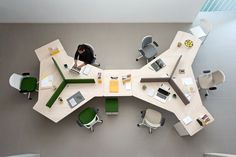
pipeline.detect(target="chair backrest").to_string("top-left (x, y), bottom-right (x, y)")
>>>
top-left (9, 73), bottom-right (23, 91)
top-left (212, 70), bottom-right (225, 85)
top-left (142, 35), bottom-right (152, 49)
top-left (200, 19), bottom-right (213, 34)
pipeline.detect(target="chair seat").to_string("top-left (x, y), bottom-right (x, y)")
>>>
top-left (198, 74), bottom-right (215, 89)
top-left (79, 107), bottom-right (97, 124)
top-left (145, 109), bottom-right (162, 126)
top-left (142, 45), bottom-right (157, 59)
top-left (20, 77), bottom-right (37, 92)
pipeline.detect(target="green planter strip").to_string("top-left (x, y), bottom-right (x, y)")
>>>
top-left (46, 80), bottom-right (67, 108)
top-left (52, 57), bottom-right (65, 80)
top-left (66, 79), bottom-right (95, 84)
top-left (46, 58), bottom-right (96, 108)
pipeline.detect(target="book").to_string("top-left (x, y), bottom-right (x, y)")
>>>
top-left (109, 79), bottom-right (119, 93)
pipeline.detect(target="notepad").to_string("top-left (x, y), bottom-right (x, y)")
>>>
top-left (125, 82), bottom-right (132, 90)
top-left (109, 80), bottom-right (119, 93)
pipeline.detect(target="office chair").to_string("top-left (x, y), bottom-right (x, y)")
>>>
top-left (137, 109), bottom-right (165, 134)
top-left (84, 43), bottom-right (100, 67)
top-left (190, 19), bottom-right (213, 44)
top-left (136, 35), bottom-right (159, 64)
top-left (76, 107), bottom-right (103, 132)
top-left (197, 70), bottom-right (225, 96)
top-left (9, 73), bottom-right (38, 100)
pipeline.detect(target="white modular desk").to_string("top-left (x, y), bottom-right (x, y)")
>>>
top-left (34, 31), bottom-right (214, 136)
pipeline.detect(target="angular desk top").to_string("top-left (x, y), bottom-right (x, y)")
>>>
top-left (34, 31), bottom-right (214, 136)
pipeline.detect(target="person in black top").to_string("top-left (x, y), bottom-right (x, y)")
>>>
top-left (73, 44), bottom-right (95, 68)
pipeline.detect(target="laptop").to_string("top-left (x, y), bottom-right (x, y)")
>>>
top-left (69, 66), bottom-right (81, 74)
top-left (154, 86), bottom-right (170, 103)
top-left (151, 58), bottom-right (166, 72)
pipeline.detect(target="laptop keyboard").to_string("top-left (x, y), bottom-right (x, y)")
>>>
top-left (156, 92), bottom-right (167, 99)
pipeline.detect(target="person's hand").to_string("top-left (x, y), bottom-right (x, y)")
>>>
top-left (73, 63), bottom-right (77, 68)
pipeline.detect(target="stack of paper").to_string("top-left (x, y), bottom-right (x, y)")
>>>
top-left (40, 75), bottom-right (53, 89)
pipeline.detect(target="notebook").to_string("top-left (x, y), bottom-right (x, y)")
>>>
top-left (67, 91), bottom-right (85, 108)
top-left (150, 59), bottom-right (166, 72)
top-left (109, 79), bottom-right (119, 93)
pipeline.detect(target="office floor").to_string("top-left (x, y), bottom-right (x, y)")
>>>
top-left (0, 12), bottom-right (236, 157)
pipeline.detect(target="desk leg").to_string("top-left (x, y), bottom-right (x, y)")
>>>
top-left (174, 122), bottom-right (189, 136)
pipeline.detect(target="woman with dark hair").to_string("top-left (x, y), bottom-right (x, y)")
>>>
top-left (73, 44), bottom-right (95, 68)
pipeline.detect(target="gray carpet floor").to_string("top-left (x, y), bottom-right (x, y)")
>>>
top-left (0, 12), bottom-right (236, 157)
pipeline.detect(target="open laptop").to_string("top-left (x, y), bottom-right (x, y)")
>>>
top-left (154, 85), bottom-right (171, 103)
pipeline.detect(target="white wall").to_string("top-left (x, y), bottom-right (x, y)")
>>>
top-left (0, 0), bottom-right (206, 23)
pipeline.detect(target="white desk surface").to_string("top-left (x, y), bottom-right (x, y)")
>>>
top-left (34, 31), bottom-right (214, 135)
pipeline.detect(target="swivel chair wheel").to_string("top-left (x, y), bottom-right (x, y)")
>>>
top-left (205, 93), bottom-right (208, 97)
top-left (29, 97), bottom-right (32, 100)
top-left (101, 120), bottom-right (103, 123)
top-left (137, 124), bottom-right (140, 127)
top-left (136, 59), bottom-right (138, 61)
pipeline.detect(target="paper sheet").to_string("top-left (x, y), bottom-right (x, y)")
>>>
top-left (69, 98), bottom-right (77, 107)
top-left (82, 66), bottom-right (91, 75)
top-left (146, 88), bottom-right (155, 97)
top-left (40, 75), bottom-right (53, 89)
top-left (182, 77), bottom-right (193, 86)
top-left (183, 116), bottom-right (193, 125)
top-left (125, 82), bottom-right (132, 90)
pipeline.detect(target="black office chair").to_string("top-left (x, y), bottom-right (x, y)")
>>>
top-left (84, 43), bottom-right (100, 67)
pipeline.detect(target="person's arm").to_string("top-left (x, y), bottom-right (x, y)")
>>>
top-left (77, 62), bottom-right (86, 68)
top-left (74, 51), bottom-right (80, 67)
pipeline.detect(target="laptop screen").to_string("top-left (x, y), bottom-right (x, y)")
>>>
top-left (158, 88), bottom-right (170, 96)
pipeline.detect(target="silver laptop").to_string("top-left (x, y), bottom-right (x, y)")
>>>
top-left (154, 86), bottom-right (170, 103)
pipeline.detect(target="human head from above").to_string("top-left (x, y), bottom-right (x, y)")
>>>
top-left (77, 44), bottom-right (86, 54)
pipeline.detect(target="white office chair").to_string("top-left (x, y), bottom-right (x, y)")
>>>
top-left (136, 35), bottom-right (159, 64)
top-left (84, 43), bottom-right (100, 67)
top-left (137, 109), bottom-right (165, 134)
top-left (197, 70), bottom-right (225, 96)
top-left (190, 19), bottom-right (213, 44)
top-left (9, 73), bottom-right (38, 100)
top-left (9, 73), bottom-right (24, 90)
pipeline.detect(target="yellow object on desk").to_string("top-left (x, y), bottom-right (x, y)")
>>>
top-left (109, 79), bottom-right (119, 93)
top-left (49, 47), bottom-right (60, 56)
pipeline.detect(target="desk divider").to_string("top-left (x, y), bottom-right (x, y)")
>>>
top-left (52, 57), bottom-right (65, 80)
top-left (46, 80), bottom-right (66, 108)
top-left (66, 79), bottom-right (95, 84)
top-left (169, 78), bottom-right (190, 105)
top-left (46, 57), bottom-right (95, 108)
top-left (140, 77), bottom-right (170, 83)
